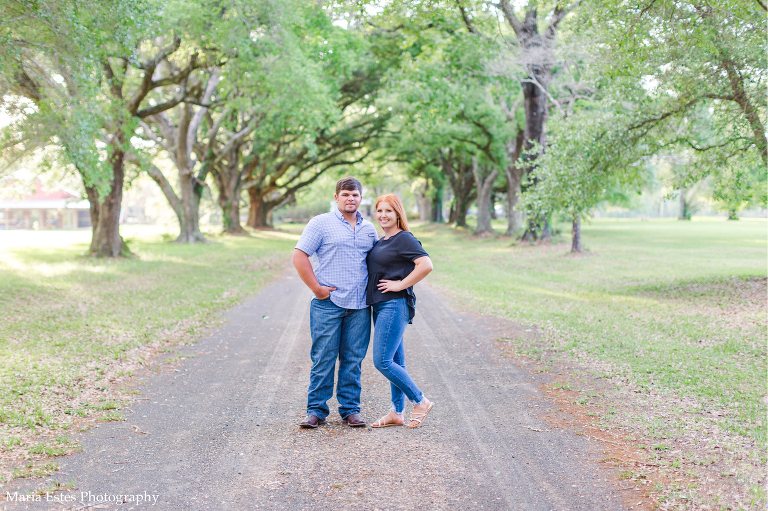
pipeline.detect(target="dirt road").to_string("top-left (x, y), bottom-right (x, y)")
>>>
top-left (11, 271), bottom-right (629, 510)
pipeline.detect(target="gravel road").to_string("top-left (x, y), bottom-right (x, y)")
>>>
top-left (10, 270), bottom-right (629, 510)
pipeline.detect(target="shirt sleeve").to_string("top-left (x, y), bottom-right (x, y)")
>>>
top-left (295, 217), bottom-right (323, 256)
top-left (398, 232), bottom-right (429, 261)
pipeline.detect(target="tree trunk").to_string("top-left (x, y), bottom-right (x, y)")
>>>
top-left (504, 165), bottom-right (524, 236)
top-left (439, 151), bottom-right (475, 228)
top-left (521, 220), bottom-right (536, 242)
top-left (489, 193), bottom-right (497, 220)
top-left (521, 216), bottom-right (552, 242)
top-left (145, 162), bottom-right (186, 236)
top-left (472, 157), bottom-right (498, 235)
top-left (508, 8), bottom-right (562, 241)
top-left (727, 209), bottom-right (739, 220)
top-left (431, 187), bottom-right (443, 223)
top-left (220, 193), bottom-right (245, 234)
top-left (519, 114), bottom-right (546, 241)
top-left (504, 128), bottom-right (526, 237)
top-left (418, 195), bottom-right (431, 222)
top-left (84, 184), bottom-right (101, 254)
top-left (720, 54), bottom-right (768, 167)
top-left (540, 218), bottom-right (552, 242)
top-left (678, 188), bottom-right (691, 221)
top-left (571, 213), bottom-right (582, 253)
top-left (247, 190), bottom-right (271, 229)
top-left (89, 148), bottom-right (127, 257)
top-left (176, 172), bottom-right (207, 243)
top-left (454, 193), bottom-right (472, 228)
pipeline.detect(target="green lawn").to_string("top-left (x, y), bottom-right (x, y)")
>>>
top-left (412, 218), bottom-right (767, 441)
top-left (0, 227), bottom-right (298, 451)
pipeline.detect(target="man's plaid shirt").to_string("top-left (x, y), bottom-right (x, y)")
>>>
top-left (295, 208), bottom-right (378, 310)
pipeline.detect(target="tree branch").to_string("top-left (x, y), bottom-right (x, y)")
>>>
top-left (187, 68), bottom-right (220, 163)
top-left (550, 0), bottom-right (581, 30)
top-left (497, 0), bottom-right (523, 37)
top-left (456, 0), bottom-right (478, 34)
top-left (138, 120), bottom-right (172, 154)
top-left (102, 59), bottom-right (123, 99)
top-left (703, 93), bottom-right (736, 101)
top-left (150, 53), bottom-right (198, 88)
top-left (125, 151), bottom-right (182, 219)
top-left (627, 100), bottom-right (699, 131)
top-left (11, 69), bottom-right (41, 103)
top-left (136, 35), bottom-right (182, 70)
top-left (136, 88), bottom-right (188, 118)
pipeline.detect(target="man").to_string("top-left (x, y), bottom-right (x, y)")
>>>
top-left (292, 177), bottom-right (378, 428)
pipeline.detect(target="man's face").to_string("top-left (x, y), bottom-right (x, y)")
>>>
top-left (335, 189), bottom-right (362, 215)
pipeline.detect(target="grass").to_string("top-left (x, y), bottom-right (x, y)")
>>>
top-left (0, 225), bottom-right (298, 480)
top-left (411, 218), bottom-right (767, 441)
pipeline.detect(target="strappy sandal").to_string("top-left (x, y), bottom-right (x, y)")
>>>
top-left (407, 401), bottom-right (434, 429)
top-left (371, 413), bottom-right (404, 428)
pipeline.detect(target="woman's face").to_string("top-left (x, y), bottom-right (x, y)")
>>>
top-left (376, 201), bottom-right (399, 230)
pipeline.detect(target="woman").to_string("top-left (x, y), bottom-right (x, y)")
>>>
top-left (366, 194), bottom-right (434, 428)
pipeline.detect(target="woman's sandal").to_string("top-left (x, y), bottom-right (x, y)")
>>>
top-left (371, 413), bottom-right (404, 428)
top-left (407, 401), bottom-right (434, 429)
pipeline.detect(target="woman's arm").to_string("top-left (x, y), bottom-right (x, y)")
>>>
top-left (377, 256), bottom-right (433, 293)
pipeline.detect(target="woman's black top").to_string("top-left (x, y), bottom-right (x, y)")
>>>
top-left (365, 230), bottom-right (429, 323)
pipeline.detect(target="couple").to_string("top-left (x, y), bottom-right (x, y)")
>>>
top-left (292, 177), bottom-right (434, 430)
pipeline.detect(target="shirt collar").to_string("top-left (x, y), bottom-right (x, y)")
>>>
top-left (334, 207), bottom-right (363, 226)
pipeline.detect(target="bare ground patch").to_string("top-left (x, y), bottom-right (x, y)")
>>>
top-left (629, 276), bottom-right (767, 333)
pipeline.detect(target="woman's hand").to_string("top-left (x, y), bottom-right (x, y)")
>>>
top-left (377, 256), bottom-right (433, 294)
top-left (377, 279), bottom-right (404, 293)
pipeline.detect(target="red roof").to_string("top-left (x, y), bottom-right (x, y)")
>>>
top-left (27, 181), bottom-right (77, 200)
top-left (0, 181), bottom-right (79, 200)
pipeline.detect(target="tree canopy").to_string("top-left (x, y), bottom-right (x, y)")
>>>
top-left (1, 0), bottom-right (763, 254)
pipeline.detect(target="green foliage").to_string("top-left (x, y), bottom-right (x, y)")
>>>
top-left (537, 0), bottom-right (767, 218)
top-left (527, 0), bottom-right (766, 220)
top-left (368, 7), bottom-right (522, 213)
top-left (0, 0), bottom-right (153, 195)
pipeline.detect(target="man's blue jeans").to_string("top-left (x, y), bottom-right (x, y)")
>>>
top-left (372, 298), bottom-right (424, 414)
top-left (307, 297), bottom-right (371, 420)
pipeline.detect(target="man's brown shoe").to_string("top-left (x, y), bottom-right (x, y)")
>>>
top-left (342, 413), bottom-right (366, 427)
top-left (299, 415), bottom-right (326, 429)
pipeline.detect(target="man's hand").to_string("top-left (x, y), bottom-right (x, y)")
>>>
top-left (315, 286), bottom-right (337, 300)
top-left (377, 279), bottom-right (404, 293)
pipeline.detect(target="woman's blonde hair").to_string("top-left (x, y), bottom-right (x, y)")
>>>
top-left (375, 194), bottom-right (410, 232)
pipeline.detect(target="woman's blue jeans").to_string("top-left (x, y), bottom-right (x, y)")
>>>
top-left (372, 298), bottom-right (424, 414)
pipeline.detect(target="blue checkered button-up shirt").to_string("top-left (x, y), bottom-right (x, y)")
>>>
top-left (295, 208), bottom-right (378, 310)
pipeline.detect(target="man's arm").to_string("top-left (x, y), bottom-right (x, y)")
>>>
top-left (292, 249), bottom-right (336, 300)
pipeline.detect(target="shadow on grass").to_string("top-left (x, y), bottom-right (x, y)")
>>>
top-left (624, 275), bottom-right (767, 303)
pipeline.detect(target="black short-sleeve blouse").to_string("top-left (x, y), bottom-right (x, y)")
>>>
top-left (365, 230), bottom-right (429, 322)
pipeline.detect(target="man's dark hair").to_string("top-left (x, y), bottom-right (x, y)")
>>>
top-left (335, 177), bottom-right (363, 195)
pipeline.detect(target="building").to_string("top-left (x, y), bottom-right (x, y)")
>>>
top-left (0, 182), bottom-right (91, 230)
